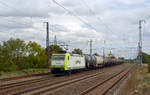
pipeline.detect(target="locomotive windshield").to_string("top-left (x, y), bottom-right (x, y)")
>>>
top-left (52, 55), bottom-right (65, 61)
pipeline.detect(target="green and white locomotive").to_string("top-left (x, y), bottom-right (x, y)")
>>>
top-left (51, 53), bottom-right (86, 74)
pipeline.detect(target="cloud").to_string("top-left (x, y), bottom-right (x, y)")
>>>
top-left (117, 0), bottom-right (147, 5)
top-left (52, 24), bottom-right (70, 32)
top-left (0, 0), bottom-right (150, 58)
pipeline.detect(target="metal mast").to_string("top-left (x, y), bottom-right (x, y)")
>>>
top-left (138, 20), bottom-right (145, 66)
top-left (90, 40), bottom-right (92, 56)
top-left (44, 22), bottom-right (50, 68)
top-left (103, 40), bottom-right (105, 59)
top-left (103, 40), bottom-right (106, 64)
top-left (54, 35), bottom-right (57, 45)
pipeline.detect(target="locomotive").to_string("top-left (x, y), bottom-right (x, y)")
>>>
top-left (50, 52), bottom-right (124, 74)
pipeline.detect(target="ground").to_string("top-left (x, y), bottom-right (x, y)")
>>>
top-left (119, 64), bottom-right (150, 95)
top-left (0, 68), bottom-right (49, 79)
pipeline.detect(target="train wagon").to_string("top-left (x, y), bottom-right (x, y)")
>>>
top-left (85, 55), bottom-right (104, 68)
top-left (51, 53), bottom-right (86, 74)
top-left (95, 56), bottom-right (104, 67)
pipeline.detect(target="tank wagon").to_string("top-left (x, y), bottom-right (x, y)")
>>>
top-left (85, 55), bottom-right (104, 68)
top-left (50, 53), bottom-right (124, 74)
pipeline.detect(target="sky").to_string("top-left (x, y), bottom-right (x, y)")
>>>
top-left (0, 0), bottom-right (150, 58)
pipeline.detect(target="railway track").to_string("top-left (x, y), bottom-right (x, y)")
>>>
top-left (20, 71), bottom-right (107, 95)
top-left (16, 64), bottom-right (130, 95)
top-left (0, 66), bottom-right (107, 95)
top-left (31, 64), bottom-right (131, 95)
top-left (0, 75), bottom-right (53, 90)
top-left (5, 70), bottom-right (108, 95)
top-left (80, 64), bottom-right (135, 95)
top-left (0, 64), bottom-right (131, 95)
top-left (0, 72), bottom-right (50, 82)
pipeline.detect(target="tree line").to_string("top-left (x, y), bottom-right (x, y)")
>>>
top-left (0, 38), bottom-right (121, 72)
top-left (142, 52), bottom-right (150, 72)
top-left (0, 38), bottom-right (64, 72)
top-left (0, 38), bottom-right (149, 72)
top-left (0, 38), bottom-right (84, 72)
top-left (0, 38), bottom-right (46, 72)
top-left (142, 52), bottom-right (150, 64)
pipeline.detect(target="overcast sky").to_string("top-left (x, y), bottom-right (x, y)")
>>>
top-left (0, 0), bottom-right (150, 58)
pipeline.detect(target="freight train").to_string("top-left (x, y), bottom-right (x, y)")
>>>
top-left (50, 52), bottom-right (124, 74)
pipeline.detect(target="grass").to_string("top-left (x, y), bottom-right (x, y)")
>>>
top-left (119, 64), bottom-right (150, 95)
top-left (0, 68), bottom-right (50, 79)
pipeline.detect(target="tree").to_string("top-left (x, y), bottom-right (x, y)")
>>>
top-left (142, 52), bottom-right (150, 64)
top-left (118, 57), bottom-right (125, 60)
top-left (93, 53), bottom-right (99, 56)
top-left (0, 38), bottom-right (26, 71)
top-left (141, 52), bottom-right (150, 72)
top-left (72, 48), bottom-right (83, 55)
top-left (108, 52), bottom-right (115, 59)
top-left (26, 41), bottom-right (43, 56)
top-left (2, 38), bottom-right (26, 64)
top-left (0, 39), bottom-right (66, 72)
top-left (49, 44), bottom-right (63, 58)
top-left (25, 41), bottom-right (46, 68)
top-left (0, 44), bottom-right (3, 63)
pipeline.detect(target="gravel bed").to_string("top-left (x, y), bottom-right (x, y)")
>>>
top-left (0, 63), bottom-right (129, 95)
top-left (21, 64), bottom-right (130, 95)
top-left (39, 64), bottom-right (128, 95)
top-left (0, 69), bottom-right (49, 80)
top-left (85, 66), bottom-right (131, 95)
top-left (6, 69), bottom-right (105, 95)
top-left (0, 75), bottom-right (46, 86)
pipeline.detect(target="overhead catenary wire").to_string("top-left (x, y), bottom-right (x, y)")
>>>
top-left (80, 0), bottom-right (138, 57)
top-left (52, 0), bottom-right (97, 31)
top-left (0, 0), bottom-right (142, 59)
top-left (80, 0), bottom-right (113, 33)
top-left (80, 0), bottom-right (124, 57)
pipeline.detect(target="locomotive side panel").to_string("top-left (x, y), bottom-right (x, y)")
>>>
top-left (67, 55), bottom-right (86, 70)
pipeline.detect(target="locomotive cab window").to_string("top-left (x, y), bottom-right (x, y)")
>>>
top-left (52, 55), bottom-right (65, 61)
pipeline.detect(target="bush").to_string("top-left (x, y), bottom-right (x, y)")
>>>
top-left (18, 62), bottom-right (34, 70)
top-left (0, 63), bottom-right (19, 72)
top-left (8, 64), bottom-right (19, 71)
top-left (148, 64), bottom-right (150, 73)
top-left (25, 55), bottom-right (46, 68)
top-left (0, 38), bottom-right (61, 72)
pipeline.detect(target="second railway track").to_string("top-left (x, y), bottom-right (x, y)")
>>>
top-left (0, 63), bottom-right (132, 95)
top-left (0, 65), bottom-right (108, 95)
top-left (32, 64), bottom-right (132, 95)
top-left (0, 74), bottom-right (53, 90)
top-left (80, 64), bottom-right (135, 95)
